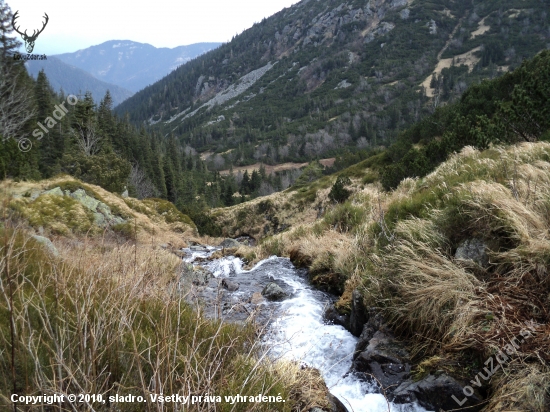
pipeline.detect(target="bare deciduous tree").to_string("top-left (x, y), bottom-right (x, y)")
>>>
top-left (72, 118), bottom-right (102, 156)
top-left (128, 163), bottom-right (158, 199)
top-left (0, 64), bottom-right (36, 141)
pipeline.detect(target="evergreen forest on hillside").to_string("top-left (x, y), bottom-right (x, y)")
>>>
top-left (116, 0), bottom-right (550, 171)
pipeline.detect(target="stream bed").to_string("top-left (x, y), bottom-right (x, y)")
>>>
top-left (183, 247), bottom-right (430, 412)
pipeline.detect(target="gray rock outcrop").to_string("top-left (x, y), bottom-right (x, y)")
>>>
top-left (39, 187), bottom-right (126, 228)
top-left (391, 374), bottom-right (484, 412)
top-left (222, 278), bottom-right (239, 292)
top-left (180, 263), bottom-right (212, 286)
top-left (350, 307), bottom-right (485, 411)
top-left (324, 304), bottom-right (350, 329)
top-left (353, 329), bottom-right (412, 389)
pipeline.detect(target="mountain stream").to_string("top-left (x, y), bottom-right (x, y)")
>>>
top-left (183, 247), bottom-right (429, 412)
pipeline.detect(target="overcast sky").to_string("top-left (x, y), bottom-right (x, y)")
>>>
top-left (8, 0), bottom-right (299, 55)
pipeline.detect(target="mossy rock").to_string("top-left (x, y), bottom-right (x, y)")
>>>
top-left (10, 195), bottom-right (95, 235)
top-left (47, 181), bottom-right (105, 203)
top-left (47, 181), bottom-right (132, 220)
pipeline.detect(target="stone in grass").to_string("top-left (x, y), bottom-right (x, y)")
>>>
top-left (42, 187), bottom-right (64, 197)
top-left (261, 282), bottom-right (287, 301)
top-left (69, 189), bottom-right (100, 211)
top-left (455, 238), bottom-right (489, 267)
top-left (31, 235), bottom-right (59, 257)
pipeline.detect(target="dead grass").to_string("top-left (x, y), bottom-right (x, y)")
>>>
top-left (232, 142), bottom-right (550, 410)
top-left (0, 220), bottom-right (323, 411)
top-left (484, 363), bottom-right (550, 412)
top-left (1, 176), bottom-right (196, 247)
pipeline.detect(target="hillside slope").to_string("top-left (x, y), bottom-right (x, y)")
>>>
top-left (116, 0), bottom-right (549, 169)
top-left (0, 176), bottom-right (333, 412)
top-left (204, 48), bottom-right (550, 410)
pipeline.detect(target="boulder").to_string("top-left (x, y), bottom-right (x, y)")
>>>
top-left (180, 264), bottom-right (212, 286)
top-left (354, 322), bottom-right (378, 357)
top-left (93, 212), bottom-right (107, 227)
top-left (391, 373), bottom-right (484, 412)
top-left (219, 238), bottom-right (241, 249)
top-left (353, 330), bottom-right (411, 389)
top-left (455, 238), bottom-right (489, 267)
top-left (323, 304), bottom-right (350, 329)
top-left (221, 278), bottom-right (239, 291)
top-left (349, 289), bottom-right (368, 336)
top-left (31, 235), bottom-right (59, 257)
top-left (328, 393), bottom-right (348, 412)
top-left (261, 282), bottom-right (288, 301)
top-left (192, 267), bottom-right (213, 286)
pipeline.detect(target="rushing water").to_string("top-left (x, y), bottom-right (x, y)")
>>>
top-left (184, 248), bottom-right (430, 412)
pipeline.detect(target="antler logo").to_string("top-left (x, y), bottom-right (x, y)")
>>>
top-left (12, 11), bottom-right (49, 53)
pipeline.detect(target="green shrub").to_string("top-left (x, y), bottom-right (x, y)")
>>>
top-left (328, 176), bottom-right (352, 203)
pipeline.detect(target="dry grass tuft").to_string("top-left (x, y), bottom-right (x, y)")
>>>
top-left (484, 363), bottom-right (550, 412)
top-left (231, 142), bottom-right (550, 410)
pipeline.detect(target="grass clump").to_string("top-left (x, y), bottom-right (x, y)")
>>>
top-left (112, 221), bottom-right (137, 240)
top-left (323, 201), bottom-right (367, 233)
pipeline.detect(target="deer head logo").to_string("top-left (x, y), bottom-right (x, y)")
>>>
top-left (12, 11), bottom-right (49, 53)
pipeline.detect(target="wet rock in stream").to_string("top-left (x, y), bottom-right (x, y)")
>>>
top-left (185, 255), bottom-right (298, 324)
top-left (261, 282), bottom-right (288, 301)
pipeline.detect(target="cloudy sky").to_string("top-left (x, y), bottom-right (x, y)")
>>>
top-left (8, 0), bottom-right (298, 55)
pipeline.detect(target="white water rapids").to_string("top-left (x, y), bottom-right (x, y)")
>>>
top-left (184, 248), bottom-right (430, 412)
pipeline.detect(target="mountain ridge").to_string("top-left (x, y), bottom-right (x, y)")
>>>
top-left (55, 40), bottom-right (222, 92)
top-left (115, 0), bottom-right (549, 171)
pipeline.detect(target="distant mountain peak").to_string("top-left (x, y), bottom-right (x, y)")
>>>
top-left (55, 40), bottom-right (222, 93)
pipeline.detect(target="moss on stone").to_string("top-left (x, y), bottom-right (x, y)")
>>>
top-left (10, 195), bottom-right (95, 235)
